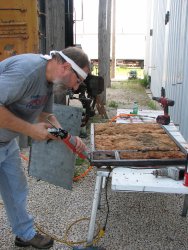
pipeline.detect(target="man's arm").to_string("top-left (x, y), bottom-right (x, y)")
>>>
top-left (0, 106), bottom-right (53, 141)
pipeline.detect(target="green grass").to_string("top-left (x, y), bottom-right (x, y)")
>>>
top-left (147, 100), bottom-right (158, 110)
top-left (91, 65), bottom-right (144, 79)
top-left (74, 156), bottom-right (90, 178)
top-left (111, 80), bottom-right (146, 94)
top-left (108, 100), bottom-right (119, 108)
top-left (139, 74), bottom-right (150, 88)
top-left (115, 66), bottom-right (144, 79)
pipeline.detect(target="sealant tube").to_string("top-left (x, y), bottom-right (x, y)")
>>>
top-left (63, 134), bottom-right (88, 160)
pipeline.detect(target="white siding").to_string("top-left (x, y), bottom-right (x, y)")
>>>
top-left (179, 1), bottom-right (188, 139)
top-left (150, 0), bottom-right (167, 97)
top-left (148, 0), bottom-right (188, 140)
top-left (144, 0), bottom-right (153, 76)
top-left (165, 0), bottom-right (187, 126)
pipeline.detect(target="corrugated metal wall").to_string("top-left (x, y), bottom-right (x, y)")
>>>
top-left (144, 0), bottom-right (153, 77)
top-left (150, 0), bottom-right (167, 97)
top-left (179, 1), bottom-right (188, 139)
top-left (165, 0), bottom-right (187, 126)
top-left (148, 0), bottom-right (188, 140)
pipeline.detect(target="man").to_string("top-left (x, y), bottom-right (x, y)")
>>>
top-left (0, 47), bottom-right (90, 249)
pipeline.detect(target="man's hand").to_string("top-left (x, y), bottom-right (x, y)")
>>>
top-left (0, 107), bottom-right (59, 141)
top-left (29, 123), bottom-right (56, 141)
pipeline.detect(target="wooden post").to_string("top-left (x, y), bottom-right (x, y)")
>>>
top-left (98, 0), bottom-right (112, 104)
top-left (96, 96), bottom-right (108, 119)
top-left (45, 0), bottom-right (65, 52)
top-left (45, 0), bottom-right (66, 104)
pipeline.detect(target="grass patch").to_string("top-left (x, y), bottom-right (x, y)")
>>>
top-left (115, 67), bottom-right (144, 79)
top-left (147, 100), bottom-right (158, 110)
top-left (111, 80), bottom-right (146, 94)
top-left (74, 156), bottom-right (90, 178)
top-left (108, 100), bottom-right (119, 108)
top-left (91, 65), bottom-right (144, 79)
top-left (139, 74), bottom-right (150, 88)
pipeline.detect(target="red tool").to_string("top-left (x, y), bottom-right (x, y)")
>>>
top-left (152, 87), bottom-right (175, 125)
top-left (46, 119), bottom-right (88, 160)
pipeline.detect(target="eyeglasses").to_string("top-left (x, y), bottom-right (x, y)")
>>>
top-left (71, 68), bottom-right (83, 85)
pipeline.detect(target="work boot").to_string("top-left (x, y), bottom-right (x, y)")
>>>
top-left (15, 232), bottom-right (54, 249)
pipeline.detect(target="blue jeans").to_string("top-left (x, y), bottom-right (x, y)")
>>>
top-left (0, 139), bottom-right (36, 240)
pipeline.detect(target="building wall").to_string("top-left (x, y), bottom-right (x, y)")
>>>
top-left (149, 0), bottom-right (167, 97)
top-left (144, 0), bottom-right (153, 77)
top-left (74, 0), bottom-right (147, 61)
top-left (147, 0), bottom-right (188, 140)
top-left (179, 1), bottom-right (188, 139)
top-left (165, 0), bottom-right (188, 126)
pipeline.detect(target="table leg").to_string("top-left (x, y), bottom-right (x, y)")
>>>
top-left (97, 177), bottom-right (103, 210)
top-left (87, 173), bottom-right (103, 244)
top-left (181, 194), bottom-right (188, 217)
top-left (87, 170), bottom-right (110, 245)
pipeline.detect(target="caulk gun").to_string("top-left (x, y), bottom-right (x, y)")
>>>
top-left (46, 119), bottom-right (89, 160)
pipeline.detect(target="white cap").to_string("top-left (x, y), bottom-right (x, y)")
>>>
top-left (41, 50), bottom-right (88, 80)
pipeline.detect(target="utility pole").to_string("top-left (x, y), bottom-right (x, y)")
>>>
top-left (111, 0), bottom-right (116, 79)
top-left (98, 0), bottom-right (112, 104)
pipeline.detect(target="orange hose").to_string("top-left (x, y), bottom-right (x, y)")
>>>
top-left (20, 153), bottom-right (29, 162)
top-left (73, 165), bottom-right (93, 182)
top-left (20, 152), bottom-right (92, 182)
top-left (109, 113), bottom-right (136, 123)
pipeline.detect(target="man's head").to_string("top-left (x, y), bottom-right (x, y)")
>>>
top-left (46, 47), bottom-right (90, 91)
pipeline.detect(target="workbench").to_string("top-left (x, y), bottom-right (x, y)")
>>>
top-left (86, 109), bottom-right (188, 245)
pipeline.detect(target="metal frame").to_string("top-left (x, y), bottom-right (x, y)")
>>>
top-left (90, 123), bottom-right (188, 167)
top-left (86, 169), bottom-right (188, 245)
top-left (86, 122), bottom-right (188, 245)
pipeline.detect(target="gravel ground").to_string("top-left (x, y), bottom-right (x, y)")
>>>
top-left (1, 82), bottom-right (188, 250)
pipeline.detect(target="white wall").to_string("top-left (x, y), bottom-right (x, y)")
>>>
top-left (74, 0), bottom-right (148, 60)
top-left (147, 0), bottom-right (188, 140)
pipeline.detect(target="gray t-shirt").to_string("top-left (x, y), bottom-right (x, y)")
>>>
top-left (0, 54), bottom-right (53, 146)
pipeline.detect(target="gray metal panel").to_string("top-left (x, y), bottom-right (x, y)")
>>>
top-left (180, 1), bottom-right (188, 141)
top-left (165, 0), bottom-right (187, 126)
top-left (147, 0), bottom-right (188, 141)
top-left (150, 0), bottom-right (167, 97)
top-left (29, 104), bottom-right (83, 190)
top-left (144, 0), bottom-right (153, 75)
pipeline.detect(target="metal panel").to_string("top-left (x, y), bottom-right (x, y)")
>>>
top-left (144, 0), bottom-right (153, 76)
top-left (29, 104), bottom-right (83, 190)
top-left (180, 2), bottom-right (188, 140)
top-left (150, 0), bottom-right (167, 97)
top-left (165, 0), bottom-right (188, 126)
top-left (149, 0), bottom-right (188, 141)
